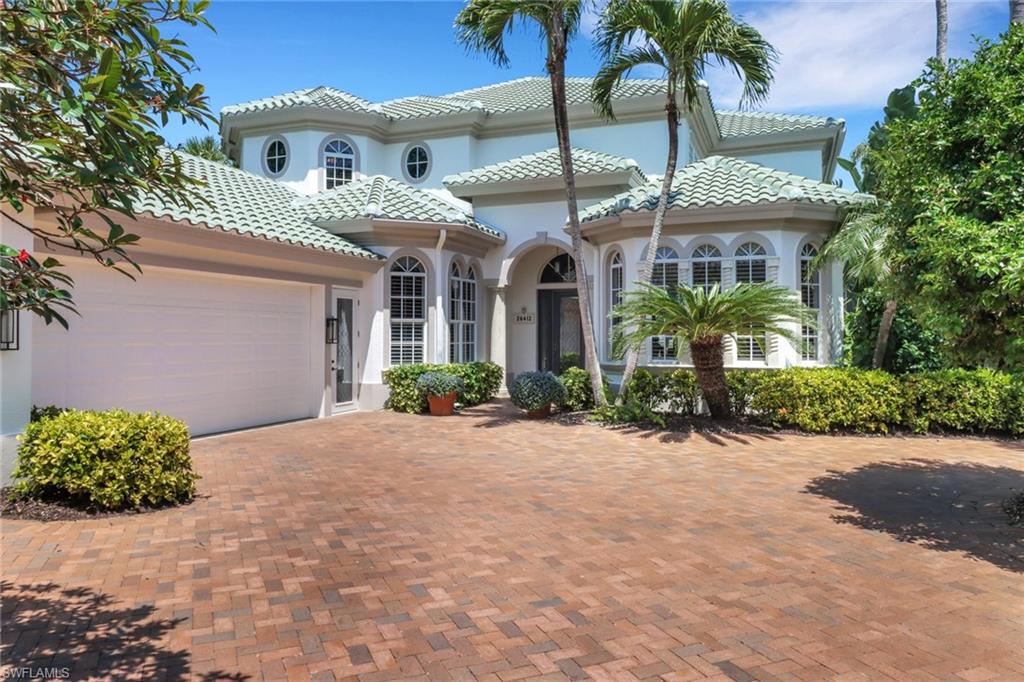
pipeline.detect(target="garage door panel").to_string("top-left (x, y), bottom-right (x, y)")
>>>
top-left (33, 262), bottom-right (318, 436)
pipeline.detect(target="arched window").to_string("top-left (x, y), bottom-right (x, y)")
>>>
top-left (800, 243), bottom-right (821, 361)
top-left (540, 253), bottom-right (576, 283)
top-left (608, 251), bottom-right (624, 359)
top-left (734, 242), bottom-right (768, 361)
top-left (734, 242), bottom-right (767, 284)
top-left (323, 138), bottom-right (356, 189)
top-left (651, 246), bottom-right (679, 361)
top-left (389, 256), bottom-right (426, 365)
top-left (404, 144), bottom-right (430, 183)
top-left (690, 244), bottom-right (722, 292)
top-left (448, 263), bottom-right (477, 363)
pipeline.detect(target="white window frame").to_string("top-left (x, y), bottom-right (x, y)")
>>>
top-left (607, 251), bottom-right (624, 360)
top-left (322, 137), bottom-right (357, 190)
top-left (800, 243), bottom-right (821, 361)
top-left (650, 246), bottom-right (680, 362)
top-left (402, 142), bottom-right (431, 184)
top-left (389, 256), bottom-right (426, 366)
top-left (690, 244), bottom-right (723, 293)
top-left (261, 136), bottom-right (289, 178)
top-left (448, 262), bottom-right (477, 363)
top-left (734, 242), bottom-right (768, 362)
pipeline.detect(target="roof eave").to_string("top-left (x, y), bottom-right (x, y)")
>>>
top-left (445, 169), bottom-right (643, 199)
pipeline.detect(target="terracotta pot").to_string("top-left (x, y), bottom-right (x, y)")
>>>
top-left (526, 404), bottom-right (552, 419)
top-left (427, 391), bottom-right (457, 416)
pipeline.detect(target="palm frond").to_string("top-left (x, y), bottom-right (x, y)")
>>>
top-left (455, 0), bottom-right (584, 67)
top-left (813, 207), bottom-right (890, 286)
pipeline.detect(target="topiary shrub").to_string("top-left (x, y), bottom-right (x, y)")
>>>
top-left (902, 368), bottom-right (1013, 434)
top-left (558, 367), bottom-right (610, 411)
top-left (13, 409), bottom-right (197, 510)
top-left (415, 371), bottom-right (464, 398)
top-left (509, 371), bottom-right (566, 412)
top-left (384, 361), bottom-right (502, 413)
top-left (747, 368), bottom-right (905, 433)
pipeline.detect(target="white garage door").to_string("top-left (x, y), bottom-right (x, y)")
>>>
top-left (33, 261), bottom-right (319, 436)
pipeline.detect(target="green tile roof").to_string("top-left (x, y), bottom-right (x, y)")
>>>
top-left (579, 155), bottom-right (872, 223)
top-left (376, 95), bottom-right (484, 120)
top-left (221, 86), bottom-right (377, 117)
top-left (716, 110), bottom-right (841, 138)
top-left (443, 148), bottom-right (646, 189)
top-left (443, 77), bottom-right (667, 114)
top-left (298, 175), bottom-right (504, 239)
top-left (134, 151), bottom-right (381, 259)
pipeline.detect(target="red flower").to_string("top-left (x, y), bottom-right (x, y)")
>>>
top-left (16, 249), bottom-right (30, 264)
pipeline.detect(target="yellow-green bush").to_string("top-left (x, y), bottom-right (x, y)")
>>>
top-left (14, 409), bottom-right (197, 510)
top-left (903, 369), bottom-right (1020, 434)
top-left (558, 367), bottom-right (611, 412)
top-left (383, 362), bottom-right (503, 413)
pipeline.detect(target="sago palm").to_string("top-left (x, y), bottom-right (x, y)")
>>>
top-left (179, 135), bottom-right (232, 165)
top-left (592, 0), bottom-right (777, 400)
top-left (613, 282), bottom-right (811, 419)
top-left (455, 0), bottom-right (607, 407)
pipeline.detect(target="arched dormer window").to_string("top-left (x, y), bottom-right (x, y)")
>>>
top-left (690, 244), bottom-right (722, 292)
top-left (448, 262), bottom-right (477, 363)
top-left (800, 243), bottom-right (821, 361)
top-left (322, 137), bottom-right (356, 189)
top-left (389, 256), bottom-right (426, 365)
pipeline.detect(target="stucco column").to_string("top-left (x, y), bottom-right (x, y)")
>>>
top-left (488, 285), bottom-right (508, 392)
top-left (1, 205), bottom-right (34, 486)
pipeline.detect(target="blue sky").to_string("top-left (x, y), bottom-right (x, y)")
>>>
top-left (162, 0), bottom-right (1013, 188)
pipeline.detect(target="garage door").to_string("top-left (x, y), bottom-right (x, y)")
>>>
top-left (33, 261), bottom-right (319, 436)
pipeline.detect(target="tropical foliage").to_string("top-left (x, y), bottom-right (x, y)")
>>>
top-left (878, 25), bottom-right (1024, 368)
top-left (612, 282), bottom-right (811, 419)
top-left (383, 362), bottom-right (503, 413)
top-left (0, 0), bottom-right (214, 326)
top-left (592, 0), bottom-right (777, 398)
top-left (455, 0), bottom-right (607, 407)
top-left (179, 135), bottom-right (233, 165)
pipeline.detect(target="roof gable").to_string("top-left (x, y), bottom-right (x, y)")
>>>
top-left (443, 147), bottom-right (646, 190)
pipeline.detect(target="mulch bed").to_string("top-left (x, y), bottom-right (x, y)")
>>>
top-left (1, 487), bottom-right (192, 522)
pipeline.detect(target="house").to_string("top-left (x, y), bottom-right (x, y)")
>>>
top-left (1, 76), bottom-right (867, 467)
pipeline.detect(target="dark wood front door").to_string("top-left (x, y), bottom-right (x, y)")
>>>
top-left (537, 289), bottom-right (584, 373)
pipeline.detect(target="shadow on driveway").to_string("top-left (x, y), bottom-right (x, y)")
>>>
top-left (805, 458), bottom-right (1024, 573)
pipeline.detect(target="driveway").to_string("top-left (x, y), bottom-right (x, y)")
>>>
top-left (3, 402), bottom-right (1023, 681)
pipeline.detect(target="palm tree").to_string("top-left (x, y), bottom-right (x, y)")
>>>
top-left (613, 282), bottom-right (811, 419)
top-left (179, 135), bottom-right (232, 165)
top-left (936, 0), bottom-right (948, 63)
top-left (1012, 0), bottom-right (1024, 24)
top-left (591, 0), bottom-right (777, 401)
top-left (455, 0), bottom-right (607, 407)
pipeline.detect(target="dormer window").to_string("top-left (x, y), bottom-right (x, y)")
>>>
top-left (262, 136), bottom-right (288, 177)
top-left (402, 143), bottom-right (431, 184)
top-left (322, 137), bottom-right (357, 189)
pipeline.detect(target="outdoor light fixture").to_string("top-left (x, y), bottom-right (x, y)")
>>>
top-left (325, 316), bottom-right (338, 345)
top-left (0, 308), bottom-right (18, 351)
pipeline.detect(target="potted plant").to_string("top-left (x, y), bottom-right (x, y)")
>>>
top-left (416, 372), bottom-right (464, 416)
top-left (509, 371), bottom-right (566, 419)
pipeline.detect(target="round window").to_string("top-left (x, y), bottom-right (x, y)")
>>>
top-left (265, 138), bottom-right (287, 176)
top-left (405, 145), bottom-right (429, 181)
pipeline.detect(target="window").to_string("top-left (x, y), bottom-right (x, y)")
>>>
top-left (540, 253), bottom-right (576, 283)
top-left (448, 263), bottom-right (477, 363)
top-left (734, 242), bottom-right (767, 284)
top-left (800, 243), bottom-right (821, 361)
top-left (690, 244), bottom-right (722, 293)
top-left (323, 138), bottom-right (356, 189)
top-left (608, 251), bottom-right (624, 359)
top-left (389, 256), bottom-right (426, 365)
top-left (651, 246), bottom-right (679, 361)
top-left (404, 144), bottom-right (430, 183)
top-left (263, 137), bottom-right (288, 177)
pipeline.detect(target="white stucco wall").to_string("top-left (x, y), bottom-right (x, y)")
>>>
top-left (730, 147), bottom-right (824, 181)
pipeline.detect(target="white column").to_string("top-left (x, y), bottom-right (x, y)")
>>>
top-left (1, 205), bottom-right (35, 486)
top-left (489, 285), bottom-right (508, 391)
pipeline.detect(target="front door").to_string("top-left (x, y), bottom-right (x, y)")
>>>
top-left (330, 291), bottom-right (357, 409)
top-left (537, 289), bottom-right (583, 373)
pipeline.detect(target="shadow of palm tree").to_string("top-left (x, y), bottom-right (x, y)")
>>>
top-left (804, 459), bottom-right (1024, 573)
top-left (0, 581), bottom-right (250, 681)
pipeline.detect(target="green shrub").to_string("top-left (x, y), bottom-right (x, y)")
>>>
top-left (726, 370), bottom-right (772, 415)
top-left (1007, 375), bottom-right (1024, 436)
top-left (590, 399), bottom-right (667, 428)
top-left (509, 371), bottom-right (566, 412)
top-left (902, 369), bottom-right (1012, 434)
top-left (384, 361), bottom-right (502, 413)
top-left (747, 368), bottom-right (905, 433)
top-left (30, 404), bottom-right (67, 422)
top-left (559, 351), bottom-right (582, 373)
top-left (558, 367), bottom-right (611, 411)
top-left (415, 372), bottom-right (464, 398)
top-left (624, 368), bottom-right (665, 410)
top-left (663, 369), bottom-right (699, 415)
top-left (14, 409), bottom-right (197, 510)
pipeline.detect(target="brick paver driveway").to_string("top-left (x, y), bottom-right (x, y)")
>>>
top-left (3, 402), bottom-right (1023, 681)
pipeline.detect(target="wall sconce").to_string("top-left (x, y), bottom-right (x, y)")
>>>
top-left (0, 308), bottom-right (18, 351)
top-left (325, 316), bottom-right (338, 345)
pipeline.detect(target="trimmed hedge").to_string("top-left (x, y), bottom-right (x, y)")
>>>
top-left (902, 369), bottom-right (1012, 434)
top-left (558, 367), bottom-right (611, 412)
top-left (14, 409), bottom-right (197, 510)
top-left (383, 362), bottom-right (503, 413)
top-left (623, 368), bottom-right (700, 415)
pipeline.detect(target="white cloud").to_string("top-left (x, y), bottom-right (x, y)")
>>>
top-left (701, 0), bottom-right (1002, 112)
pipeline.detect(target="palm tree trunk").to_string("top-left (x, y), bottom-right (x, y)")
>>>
top-left (872, 299), bottom-right (898, 369)
top-left (690, 336), bottom-right (730, 419)
top-left (1012, 0), bottom-right (1024, 24)
top-left (935, 0), bottom-right (948, 63)
top-left (617, 81), bottom-right (681, 403)
top-left (547, 11), bottom-right (607, 407)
